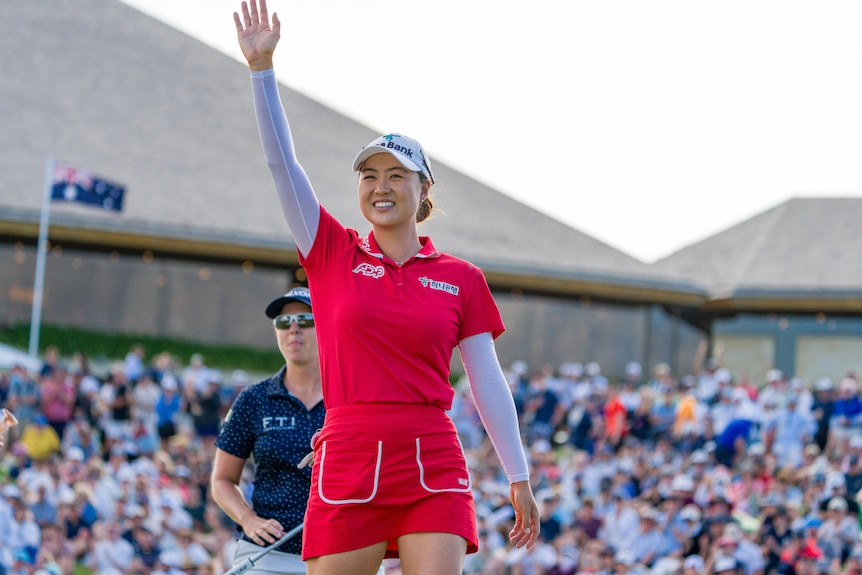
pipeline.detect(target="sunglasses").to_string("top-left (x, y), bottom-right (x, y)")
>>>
top-left (272, 313), bottom-right (314, 330)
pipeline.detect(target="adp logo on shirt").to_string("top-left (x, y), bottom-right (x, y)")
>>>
top-left (353, 263), bottom-right (385, 279)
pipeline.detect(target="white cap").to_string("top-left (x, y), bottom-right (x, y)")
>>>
top-left (680, 504), bottom-right (702, 522)
top-left (2, 484), bottom-right (22, 498)
top-left (672, 474), bottom-right (695, 492)
top-left (66, 446), bottom-right (85, 462)
top-left (691, 450), bottom-right (709, 464)
top-left (816, 377), bottom-right (833, 391)
top-left (827, 497), bottom-right (848, 511)
top-left (161, 373), bottom-right (178, 391)
top-left (510, 360), bottom-right (528, 376)
top-left (714, 555), bottom-right (738, 573)
top-left (353, 133), bottom-right (434, 183)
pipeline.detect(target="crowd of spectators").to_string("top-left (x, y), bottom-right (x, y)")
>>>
top-left (2, 343), bottom-right (862, 575)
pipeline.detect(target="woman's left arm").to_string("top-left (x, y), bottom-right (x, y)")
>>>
top-left (459, 332), bottom-right (540, 548)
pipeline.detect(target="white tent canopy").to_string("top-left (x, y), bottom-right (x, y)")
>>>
top-left (0, 343), bottom-right (42, 374)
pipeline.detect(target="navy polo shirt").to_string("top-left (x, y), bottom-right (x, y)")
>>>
top-left (215, 367), bottom-right (325, 555)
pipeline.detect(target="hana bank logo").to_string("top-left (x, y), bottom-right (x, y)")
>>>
top-left (353, 263), bottom-right (385, 279)
top-left (419, 277), bottom-right (459, 296)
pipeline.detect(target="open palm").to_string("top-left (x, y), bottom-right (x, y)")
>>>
top-left (234, 0), bottom-right (281, 69)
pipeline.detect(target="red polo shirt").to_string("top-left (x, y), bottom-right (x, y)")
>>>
top-left (299, 207), bottom-right (504, 410)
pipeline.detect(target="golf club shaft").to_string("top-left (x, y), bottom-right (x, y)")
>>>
top-left (224, 522), bottom-right (304, 575)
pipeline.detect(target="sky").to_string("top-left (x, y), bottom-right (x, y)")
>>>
top-left (121, 0), bottom-right (862, 263)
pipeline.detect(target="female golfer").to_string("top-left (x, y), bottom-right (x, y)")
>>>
top-left (212, 287), bottom-right (325, 574)
top-left (233, 2), bottom-right (540, 574)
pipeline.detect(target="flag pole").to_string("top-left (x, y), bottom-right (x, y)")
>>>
top-left (29, 157), bottom-right (54, 359)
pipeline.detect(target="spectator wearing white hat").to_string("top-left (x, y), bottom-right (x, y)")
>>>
top-left (771, 394), bottom-right (816, 471)
top-left (131, 372), bottom-right (161, 435)
top-left (87, 519), bottom-right (136, 575)
top-left (629, 507), bottom-right (667, 567)
top-left (158, 528), bottom-right (211, 572)
top-left (683, 554), bottom-right (705, 575)
top-left (180, 353), bottom-right (211, 395)
top-left (123, 344), bottom-right (146, 384)
top-left (710, 551), bottom-right (745, 575)
top-left (619, 361), bottom-right (643, 413)
top-left (710, 382), bottom-right (738, 437)
top-left (789, 377), bottom-right (815, 417)
top-left (62, 414), bottom-right (101, 462)
top-left (648, 362), bottom-right (676, 396)
top-left (671, 504), bottom-right (703, 557)
top-left (612, 549), bottom-right (639, 575)
top-left (816, 496), bottom-right (858, 563)
top-left (723, 522), bottom-right (765, 575)
top-left (0, 487), bottom-right (40, 570)
top-left (693, 341), bottom-right (722, 405)
top-left (153, 491), bottom-right (194, 552)
top-left (599, 489), bottom-right (640, 554)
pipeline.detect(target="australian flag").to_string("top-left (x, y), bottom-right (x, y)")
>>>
top-left (51, 161), bottom-right (125, 212)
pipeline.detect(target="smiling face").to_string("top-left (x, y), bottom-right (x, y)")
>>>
top-left (274, 301), bottom-right (318, 367)
top-left (357, 152), bottom-right (430, 230)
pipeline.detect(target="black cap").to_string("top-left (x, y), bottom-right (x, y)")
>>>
top-left (265, 287), bottom-right (312, 318)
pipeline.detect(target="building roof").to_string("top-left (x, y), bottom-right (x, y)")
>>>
top-left (8, 2), bottom-right (862, 316)
top-left (653, 197), bottom-right (862, 313)
top-left (0, 0), bottom-right (703, 308)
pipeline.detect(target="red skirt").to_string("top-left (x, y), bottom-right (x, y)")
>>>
top-left (301, 403), bottom-right (478, 560)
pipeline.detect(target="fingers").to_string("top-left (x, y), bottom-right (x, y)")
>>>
top-left (258, 0), bottom-right (269, 27)
top-left (241, 1), bottom-right (251, 28)
top-left (508, 516), bottom-right (539, 549)
top-left (246, 518), bottom-right (284, 546)
top-left (248, 0), bottom-right (258, 26)
top-left (507, 482), bottom-right (541, 549)
top-left (236, 0), bottom-right (277, 33)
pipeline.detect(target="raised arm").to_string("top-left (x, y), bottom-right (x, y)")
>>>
top-left (234, 0), bottom-right (320, 255)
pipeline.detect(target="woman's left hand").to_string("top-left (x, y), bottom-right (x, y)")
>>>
top-left (509, 480), bottom-right (540, 549)
top-left (233, 0), bottom-right (281, 71)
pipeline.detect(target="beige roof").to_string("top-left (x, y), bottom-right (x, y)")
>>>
top-left (653, 198), bottom-right (862, 312)
top-left (0, 0), bottom-right (702, 307)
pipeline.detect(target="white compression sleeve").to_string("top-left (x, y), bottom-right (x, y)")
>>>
top-left (458, 332), bottom-right (530, 484)
top-left (251, 69), bottom-right (320, 256)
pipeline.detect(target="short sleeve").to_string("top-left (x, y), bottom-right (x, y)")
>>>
top-left (214, 388), bottom-right (257, 460)
top-left (458, 266), bottom-right (505, 342)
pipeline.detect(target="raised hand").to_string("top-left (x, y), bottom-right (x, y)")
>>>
top-left (233, 0), bottom-right (281, 71)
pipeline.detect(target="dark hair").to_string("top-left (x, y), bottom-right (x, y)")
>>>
top-left (416, 173), bottom-right (434, 223)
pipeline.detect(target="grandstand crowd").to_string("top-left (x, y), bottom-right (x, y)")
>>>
top-left (2, 343), bottom-right (862, 575)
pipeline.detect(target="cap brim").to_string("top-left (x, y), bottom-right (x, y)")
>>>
top-left (352, 147), bottom-right (424, 175)
top-left (265, 295), bottom-right (312, 318)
